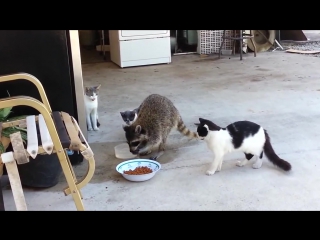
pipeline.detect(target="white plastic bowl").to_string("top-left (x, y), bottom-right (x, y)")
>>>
top-left (114, 143), bottom-right (137, 159)
top-left (116, 159), bottom-right (161, 182)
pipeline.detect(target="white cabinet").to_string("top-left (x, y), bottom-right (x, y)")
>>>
top-left (109, 30), bottom-right (171, 68)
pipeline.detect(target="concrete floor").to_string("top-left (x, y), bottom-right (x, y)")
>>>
top-left (3, 51), bottom-right (320, 210)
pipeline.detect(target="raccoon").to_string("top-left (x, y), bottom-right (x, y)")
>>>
top-left (123, 94), bottom-right (199, 160)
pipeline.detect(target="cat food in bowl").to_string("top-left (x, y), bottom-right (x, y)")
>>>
top-left (116, 159), bottom-right (161, 182)
top-left (114, 143), bottom-right (137, 159)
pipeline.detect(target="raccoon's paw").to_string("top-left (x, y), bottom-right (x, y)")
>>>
top-left (138, 150), bottom-right (151, 156)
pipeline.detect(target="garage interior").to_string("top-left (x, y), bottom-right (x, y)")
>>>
top-left (2, 30), bottom-right (320, 210)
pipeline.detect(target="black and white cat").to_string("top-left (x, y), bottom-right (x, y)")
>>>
top-left (120, 108), bottom-right (139, 126)
top-left (84, 85), bottom-right (101, 131)
top-left (195, 117), bottom-right (291, 175)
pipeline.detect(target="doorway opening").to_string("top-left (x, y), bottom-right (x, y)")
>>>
top-left (78, 30), bottom-right (111, 64)
top-left (170, 30), bottom-right (198, 55)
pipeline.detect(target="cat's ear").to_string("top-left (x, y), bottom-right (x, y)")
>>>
top-left (120, 112), bottom-right (125, 117)
top-left (194, 123), bottom-right (200, 126)
top-left (199, 118), bottom-right (205, 123)
top-left (95, 84), bottom-right (101, 91)
top-left (85, 87), bottom-right (89, 92)
top-left (135, 125), bottom-right (142, 134)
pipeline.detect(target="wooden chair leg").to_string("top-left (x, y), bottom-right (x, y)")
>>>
top-left (65, 153), bottom-right (83, 199)
top-left (63, 116), bottom-right (95, 196)
top-left (58, 151), bottom-right (84, 209)
top-left (219, 30), bottom-right (226, 59)
top-left (2, 152), bottom-right (27, 211)
top-left (233, 30), bottom-right (236, 55)
top-left (250, 38), bottom-right (257, 57)
top-left (250, 30), bottom-right (257, 57)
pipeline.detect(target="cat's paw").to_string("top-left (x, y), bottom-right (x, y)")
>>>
top-left (236, 161), bottom-right (245, 167)
top-left (205, 169), bottom-right (216, 175)
top-left (93, 127), bottom-right (99, 131)
top-left (88, 127), bottom-right (93, 131)
top-left (252, 163), bottom-right (262, 169)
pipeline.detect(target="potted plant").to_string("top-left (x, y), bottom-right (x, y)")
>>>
top-left (0, 107), bottom-right (62, 188)
top-left (0, 107), bottom-right (27, 153)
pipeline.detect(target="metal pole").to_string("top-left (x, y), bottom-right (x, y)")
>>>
top-left (240, 30), bottom-right (243, 60)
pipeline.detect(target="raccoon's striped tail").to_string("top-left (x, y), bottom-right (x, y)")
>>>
top-left (177, 119), bottom-right (199, 139)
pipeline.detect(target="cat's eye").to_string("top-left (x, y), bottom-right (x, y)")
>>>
top-left (131, 141), bottom-right (140, 147)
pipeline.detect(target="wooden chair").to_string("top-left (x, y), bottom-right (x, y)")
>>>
top-left (219, 30), bottom-right (257, 60)
top-left (0, 73), bottom-right (95, 211)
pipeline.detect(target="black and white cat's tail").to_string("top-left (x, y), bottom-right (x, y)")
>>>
top-left (263, 130), bottom-right (291, 171)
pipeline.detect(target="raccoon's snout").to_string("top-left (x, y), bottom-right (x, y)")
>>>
top-left (130, 149), bottom-right (139, 154)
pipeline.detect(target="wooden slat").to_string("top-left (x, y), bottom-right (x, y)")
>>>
top-left (61, 112), bottom-right (81, 151)
top-left (19, 119), bottom-right (27, 128)
top-left (10, 132), bottom-right (29, 164)
top-left (286, 49), bottom-right (320, 54)
top-left (1, 152), bottom-right (27, 211)
top-left (38, 114), bottom-right (53, 154)
top-left (52, 112), bottom-right (70, 149)
top-left (2, 119), bottom-right (28, 129)
top-left (26, 115), bottom-right (38, 159)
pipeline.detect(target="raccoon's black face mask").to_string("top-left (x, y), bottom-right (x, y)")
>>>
top-left (123, 125), bottom-right (148, 154)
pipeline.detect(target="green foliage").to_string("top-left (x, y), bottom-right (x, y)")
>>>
top-left (0, 107), bottom-right (12, 121)
top-left (0, 142), bottom-right (5, 154)
top-left (0, 107), bottom-right (28, 153)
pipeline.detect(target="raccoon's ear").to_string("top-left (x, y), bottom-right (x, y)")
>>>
top-left (140, 128), bottom-right (146, 135)
top-left (135, 125), bottom-right (142, 134)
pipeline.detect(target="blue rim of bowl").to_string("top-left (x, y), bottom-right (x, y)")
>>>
top-left (116, 159), bottom-right (161, 175)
